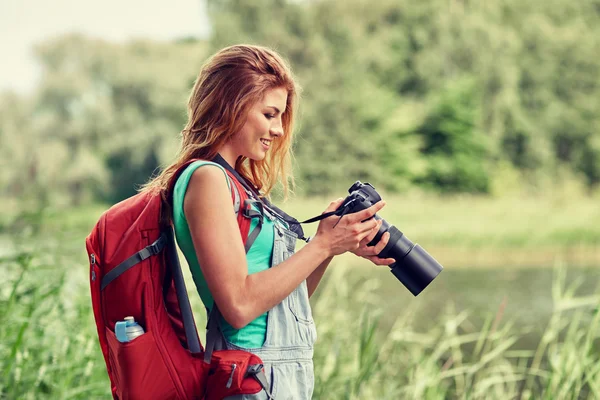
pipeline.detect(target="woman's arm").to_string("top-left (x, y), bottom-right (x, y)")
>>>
top-left (306, 256), bottom-right (333, 298)
top-left (184, 166), bottom-right (384, 329)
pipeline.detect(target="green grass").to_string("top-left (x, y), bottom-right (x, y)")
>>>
top-left (1, 193), bottom-right (599, 398)
top-left (2, 239), bottom-right (598, 399)
top-left (0, 233), bottom-right (108, 398)
top-left (310, 264), bottom-right (600, 399)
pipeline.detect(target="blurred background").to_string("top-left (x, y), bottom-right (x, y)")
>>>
top-left (1, 0), bottom-right (599, 398)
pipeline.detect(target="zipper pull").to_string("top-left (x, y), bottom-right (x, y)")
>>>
top-left (90, 254), bottom-right (97, 281)
top-left (226, 363), bottom-right (237, 389)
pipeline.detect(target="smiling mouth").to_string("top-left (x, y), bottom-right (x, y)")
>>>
top-left (260, 139), bottom-right (271, 147)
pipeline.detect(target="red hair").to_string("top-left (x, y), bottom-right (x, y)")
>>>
top-left (142, 44), bottom-right (300, 199)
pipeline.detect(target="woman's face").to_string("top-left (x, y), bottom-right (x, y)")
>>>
top-left (232, 86), bottom-right (288, 161)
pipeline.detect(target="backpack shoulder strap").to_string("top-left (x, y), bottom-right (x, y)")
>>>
top-left (229, 172), bottom-right (242, 217)
top-left (224, 171), bottom-right (258, 249)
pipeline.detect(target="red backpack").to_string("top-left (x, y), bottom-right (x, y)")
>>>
top-left (85, 159), bottom-right (270, 400)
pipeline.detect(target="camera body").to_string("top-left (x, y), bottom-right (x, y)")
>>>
top-left (337, 181), bottom-right (444, 296)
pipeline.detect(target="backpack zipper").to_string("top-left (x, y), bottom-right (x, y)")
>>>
top-left (90, 254), bottom-right (96, 281)
top-left (226, 363), bottom-right (237, 389)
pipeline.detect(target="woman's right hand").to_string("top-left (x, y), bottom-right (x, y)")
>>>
top-left (312, 198), bottom-right (387, 257)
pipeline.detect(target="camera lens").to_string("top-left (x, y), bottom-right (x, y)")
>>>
top-left (367, 219), bottom-right (443, 296)
top-left (390, 245), bottom-right (443, 296)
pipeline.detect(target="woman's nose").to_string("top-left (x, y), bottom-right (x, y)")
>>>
top-left (270, 123), bottom-right (284, 137)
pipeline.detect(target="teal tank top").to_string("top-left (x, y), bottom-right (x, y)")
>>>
top-left (172, 160), bottom-right (274, 348)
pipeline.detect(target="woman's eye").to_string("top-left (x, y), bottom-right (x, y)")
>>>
top-left (264, 113), bottom-right (275, 119)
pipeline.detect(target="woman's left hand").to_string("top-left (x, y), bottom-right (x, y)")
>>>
top-left (351, 219), bottom-right (396, 266)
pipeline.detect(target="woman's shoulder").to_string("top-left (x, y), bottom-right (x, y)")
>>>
top-left (172, 160), bottom-right (234, 218)
top-left (187, 163), bottom-right (231, 199)
top-left (175, 160), bottom-right (231, 195)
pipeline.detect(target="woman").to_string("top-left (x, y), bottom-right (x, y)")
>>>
top-left (144, 44), bottom-right (395, 399)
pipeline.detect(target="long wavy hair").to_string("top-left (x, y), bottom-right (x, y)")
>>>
top-left (141, 44), bottom-right (300, 204)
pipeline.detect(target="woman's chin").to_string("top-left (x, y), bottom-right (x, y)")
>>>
top-left (248, 152), bottom-right (267, 161)
top-left (247, 152), bottom-right (267, 162)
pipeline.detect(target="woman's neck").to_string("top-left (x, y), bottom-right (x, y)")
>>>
top-left (217, 144), bottom-right (239, 168)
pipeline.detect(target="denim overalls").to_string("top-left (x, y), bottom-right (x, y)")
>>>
top-left (216, 208), bottom-right (318, 399)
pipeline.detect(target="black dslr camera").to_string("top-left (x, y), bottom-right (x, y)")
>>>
top-left (336, 181), bottom-right (443, 296)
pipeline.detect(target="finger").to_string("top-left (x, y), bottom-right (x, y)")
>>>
top-left (323, 197), bottom-right (344, 214)
top-left (372, 231), bottom-right (390, 255)
top-left (355, 220), bottom-right (384, 251)
top-left (352, 247), bottom-right (369, 257)
top-left (364, 255), bottom-right (396, 266)
top-left (348, 200), bottom-right (386, 223)
top-left (359, 234), bottom-right (386, 257)
top-left (357, 218), bottom-right (379, 237)
top-left (357, 225), bottom-right (380, 244)
top-left (365, 232), bottom-right (388, 257)
top-left (361, 220), bottom-right (382, 244)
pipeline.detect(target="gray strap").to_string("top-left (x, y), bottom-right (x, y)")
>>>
top-left (204, 303), bottom-right (224, 364)
top-left (243, 200), bottom-right (264, 253)
top-left (251, 369), bottom-right (273, 400)
top-left (231, 177), bottom-right (241, 217)
top-left (244, 224), bottom-right (262, 253)
top-left (165, 227), bottom-right (202, 354)
top-left (100, 234), bottom-right (167, 290)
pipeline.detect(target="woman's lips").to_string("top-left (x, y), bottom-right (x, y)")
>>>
top-left (260, 138), bottom-right (271, 149)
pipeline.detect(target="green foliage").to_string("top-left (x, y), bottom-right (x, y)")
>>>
top-left (1, 35), bottom-right (208, 206)
top-left (1, 0), bottom-right (600, 205)
top-left (413, 80), bottom-right (490, 193)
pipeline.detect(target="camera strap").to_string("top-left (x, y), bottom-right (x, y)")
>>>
top-left (297, 197), bottom-right (362, 228)
top-left (211, 154), bottom-right (350, 241)
top-left (212, 154), bottom-right (308, 240)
